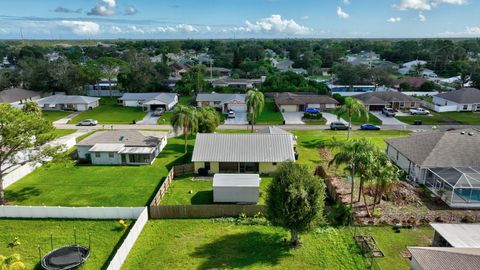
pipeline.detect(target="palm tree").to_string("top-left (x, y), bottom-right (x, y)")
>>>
top-left (335, 97), bottom-right (369, 140)
top-left (170, 105), bottom-right (198, 153)
top-left (246, 90), bottom-right (265, 133)
top-left (370, 151), bottom-right (399, 214)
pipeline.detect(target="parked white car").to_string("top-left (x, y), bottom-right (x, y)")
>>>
top-left (409, 108), bottom-right (430, 115)
top-left (76, 119), bottom-right (98, 126)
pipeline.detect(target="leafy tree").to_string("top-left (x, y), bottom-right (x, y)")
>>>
top-left (0, 253), bottom-right (26, 270)
top-left (332, 62), bottom-right (361, 90)
top-left (399, 82), bottom-right (411, 91)
top-left (197, 107), bottom-right (221, 133)
top-left (21, 101), bottom-right (41, 115)
top-left (334, 97), bottom-right (368, 140)
top-left (96, 56), bottom-right (127, 96)
top-left (0, 104), bottom-right (62, 204)
top-left (419, 81), bottom-right (436, 92)
top-left (170, 105), bottom-right (198, 153)
top-left (266, 162), bottom-right (325, 246)
top-left (176, 65), bottom-right (207, 95)
top-left (246, 90), bottom-right (264, 133)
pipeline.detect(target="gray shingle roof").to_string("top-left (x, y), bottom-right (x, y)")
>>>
top-left (196, 93), bottom-right (246, 103)
top-left (192, 133), bottom-right (295, 162)
top-left (274, 92), bottom-right (339, 106)
top-left (435, 88), bottom-right (480, 104)
top-left (408, 247), bottom-right (480, 270)
top-left (355, 91), bottom-right (421, 105)
top-left (77, 130), bottom-right (162, 147)
top-left (386, 129), bottom-right (480, 167)
top-left (36, 95), bottom-right (100, 105)
top-left (119, 92), bottom-right (177, 104)
top-left (0, 88), bottom-right (40, 103)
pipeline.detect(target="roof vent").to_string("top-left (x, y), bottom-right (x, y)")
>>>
top-left (468, 132), bottom-right (474, 136)
top-left (461, 131), bottom-right (466, 135)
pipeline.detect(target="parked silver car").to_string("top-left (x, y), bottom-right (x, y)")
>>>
top-left (152, 108), bottom-right (165, 116)
top-left (76, 119), bottom-right (98, 126)
top-left (330, 122), bottom-right (351, 130)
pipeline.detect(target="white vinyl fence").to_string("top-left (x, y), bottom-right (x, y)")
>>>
top-left (0, 205), bottom-right (145, 219)
top-left (106, 207), bottom-right (149, 270)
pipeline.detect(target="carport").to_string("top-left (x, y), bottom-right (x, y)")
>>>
top-left (368, 104), bottom-right (387, 111)
top-left (143, 100), bottom-right (167, 111)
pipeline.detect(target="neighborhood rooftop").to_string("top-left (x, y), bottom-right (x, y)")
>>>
top-left (192, 133), bottom-right (295, 163)
top-left (430, 223), bottom-right (480, 248)
top-left (196, 93), bottom-right (246, 102)
top-left (408, 247), bottom-right (480, 270)
top-left (386, 129), bottom-right (480, 168)
top-left (119, 93), bottom-right (177, 104)
top-left (435, 88), bottom-right (480, 104)
top-left (355, 91), bottom-right (421, 105)
top-left (274, 92), bottom-right (339, 105)
top-left (77, 130), bottom-right (163, 147)
top-left (36, 95), bottom-right (100, 105)
top-left (0, 88), bottom-right (39, 103)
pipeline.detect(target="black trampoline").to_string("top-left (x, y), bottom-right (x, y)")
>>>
top-left (41, 245), bottom-right (90, 270)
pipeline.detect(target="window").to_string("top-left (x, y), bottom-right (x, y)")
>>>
top-left (410, 102), bottom-right (416, 107)
top-left (214, 101), bottom-right (221, 105)
top-left (463, 105), bottom-right (468, 111)
top-left (95, 153), bottom-right (101, 158)
top-left (108, 152), bottom-right (114, 158)
top-left (205, 162), bottom-right (211, 170)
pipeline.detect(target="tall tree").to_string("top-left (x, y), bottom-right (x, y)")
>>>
top-left (170, 105), bottom-right (198, 153)
top-left (0, 104), bottom-right (62, 205)
top-left (246, 90), bottom-right (265, 133)
top-left (197, 107), bottom-right (221, 133)
top-left (335, 97), bottom-right (369, 140)
top-left (370, 150), bottom-right (399, 214)
top-left (96, 57), bottom-right (126, 97)
top-left (266, 162), bottom-right (325, 246)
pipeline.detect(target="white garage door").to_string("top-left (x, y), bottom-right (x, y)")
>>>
top-left (280, 105), bottom-right (298, 112)
top-left (228, 104), bottom-right (247, 112)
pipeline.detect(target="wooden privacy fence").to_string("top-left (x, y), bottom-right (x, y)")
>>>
top-left (149, 204), bottom-right (266, 219)
top-left (174, 163), bottom-right (194, 176)
top-left (149, 164), bottom-right (194, 207)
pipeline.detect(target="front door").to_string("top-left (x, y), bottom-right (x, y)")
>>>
top-left (121, 154), bottom-right (127, 164)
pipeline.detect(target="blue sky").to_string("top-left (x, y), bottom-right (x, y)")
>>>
top-left (0, 0), bottom-right (479, 39)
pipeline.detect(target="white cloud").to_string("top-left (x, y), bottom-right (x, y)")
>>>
top-left (58, 21), bottom-right (100, 35)
top-left (342, 0), bottom-right (351, 4)
top-left (336, 7), bottom-right (350, 19)
top-left (439, 26), bottom-right (480, 37)
top-left (110, 26), bottom-right (122, 33)
top-left (87, 0), bottom-right (116, 16)
top-left (239, 14), bottom-right (312, 35)
top-left (124, 5), bottom-right (138, 15)
top-left (394, 0), bottom-right (466, 10)
top-left (175, 24), bottom-right (199, 32)
top-left (418, 12), bottom-right (427, 21)
top-left (466, 26), bottom-right (480, 35)
top-left (206, 26), bottom-right (212, 31)
top-left (387, 17), bottom-right (402, 23)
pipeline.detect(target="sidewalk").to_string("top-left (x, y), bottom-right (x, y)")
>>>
top-left (53, 112), bottom-right (80, 125)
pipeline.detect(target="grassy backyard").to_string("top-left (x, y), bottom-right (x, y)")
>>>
top-left (49, 129), bottom-right (77, 138)
top-left (5, 136), bottom-right (193, 207)
top-left (256, 97), bottom-right (284, 125)
top-left (160, 176), bottom-right (272, 205)
top-left (157, 96), bottom-right (193, 125)
top-left (122, 220), bottom-right (432, 270)
top-left (396, 111), bottom-right (480, 125)
top-left (70, 98), bottom-right (147, 124)
top-left (0, 219), bottom-right (130, 270)
top-left (41, 111), bottom-right (72, 122)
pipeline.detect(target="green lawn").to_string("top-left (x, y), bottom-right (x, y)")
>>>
top-left (5, 136), bottom-right (193, 207)
top-left (292, 130), bottom-right (411, 168)
top-left (338, 112), bottom-right (382, 125)
top-left (0, 219), bottom-right (130, 270)
top-left (157, 96), bottom-right (193, 125)
top-left (42, 111), bottom-right (71, 122)
top-left (70, 98), bottom-right (147, 124)
top-left (160, 176), bottom-right (272, 205)
top-left (122, 220), bottom-right (432, 270)
top-left (49, 129), bottom-right (77, 138)
top-left (396, 111), bottom-right (480, 125)
top-left (256, 98), bottom-right (284, 125)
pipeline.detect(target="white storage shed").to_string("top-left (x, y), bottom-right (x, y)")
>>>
top-left (213, 174), bottom-right (260, 204)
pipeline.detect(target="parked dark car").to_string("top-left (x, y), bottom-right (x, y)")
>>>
top-left (330, 122), bottom-right (351, 130)
top-left (360, 123), bottom-right (381, 130)
top-left (304, 108), bottom-right (321, 114)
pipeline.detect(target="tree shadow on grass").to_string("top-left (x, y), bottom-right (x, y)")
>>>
top-left (299, 139), bottom-right (331, 149)
top-left (191, 190), bottom-right (213, 204)
top-left (190, 232), bottom-right (291, 269)
top-left (5, 187), bottom-right (41, 203)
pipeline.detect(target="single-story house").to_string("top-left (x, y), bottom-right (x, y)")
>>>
top-left (76, 130), bottom-right (167, 165)
top-left (0, 88), bottom-right (41, 105)
top-left (386, 129), bottom-right (480, 208)
top-left (36, 95), bottom-right (100, 111)
top-left (371, 61), bottom-right (399, 69)
top-left (354, 91), bottom-right (422, 111)
top-left (272, 59), bottom-right (293, 71)
top-left (432, 88), bottom-right (480, 112)
top-left (257, 126), bottom-right (296, 144)
top-left (422, 69), bottom-right (438, 78)
top-left (196, 93), bottom-right (246, 113)
top-left (206, 67), bottom-right (231, 77)
top-left (327, 83), bottom-right (377, 96)
top-left (395, 77), bottom-right (428, 90)
top-left (118, 93), bottom-right (178, 111)
top-left (213, 174), bottom-right (260, 204)
top-left (274, 92), bottom-right (339, 112)
top-left (408, 247), bottom-right (480, 270)
top-left (170, 63), bottom-right (191, 78)
top-left (211, 78), bottom-right (265, 89)
top-left (192, 133), bottom-right (296, 175)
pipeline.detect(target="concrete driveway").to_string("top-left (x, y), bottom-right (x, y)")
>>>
top-left (282, 112), bottom-right (305, 125)
top-left (322, 112), bottom-right (347, 125)
top-left (371, 111), bottom-right (407, 125)
top-left (137, 112), bottom-right (159, 125)
top-left (224, 112), bottom-right (248, 125)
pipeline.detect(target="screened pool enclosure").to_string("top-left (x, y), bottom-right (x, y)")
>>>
top-left (425, 167), bottom-right (480, 208)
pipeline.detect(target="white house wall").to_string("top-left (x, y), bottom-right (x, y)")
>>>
top-left (123, 100), bottom-right (143, 107)
top-left (77, 146), bottom-right (91, 159)
top-left (91, 152), bottom-right (121, 165)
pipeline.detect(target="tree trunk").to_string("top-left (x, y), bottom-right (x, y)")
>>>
top-left (250, 110), bottom-right (254, 133)
top-left (347, 112), bottom-right (352, 140)
top-left (109, 78), bottom-right (112, 98)
top-left (290, 229), bottom-right (300, 246)
top-left (363, 192), bottom-right (372, 217)
top-left (183, 124), bottom-right (188, 153)
top-left (349, 166), bottom-right (355, 222)
top-left (0, 174), bottom-right (4, 205)
top-left (357, 177), bottom-right (364, 203)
